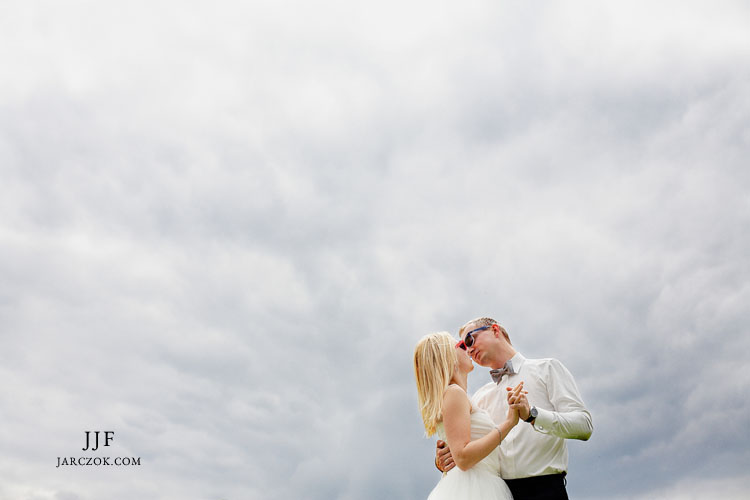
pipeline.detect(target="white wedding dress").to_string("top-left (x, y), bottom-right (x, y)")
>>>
top-left (428, 404), bottom-right (513, 500)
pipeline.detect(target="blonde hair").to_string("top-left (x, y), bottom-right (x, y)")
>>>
top-left (413, 331), bottom-right (457, 436)
top-left (458, 316), bottom-right (512, 344)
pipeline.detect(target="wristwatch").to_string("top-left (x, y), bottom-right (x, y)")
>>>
top-left (524, 406), bottom-right (538, 423)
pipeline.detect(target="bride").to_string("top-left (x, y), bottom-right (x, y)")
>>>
top-left (414, 331), bottom-right (522, 499)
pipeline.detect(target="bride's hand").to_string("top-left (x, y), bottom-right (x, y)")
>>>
top-left (506, 404), bottom-right (520, 426)
top-left (505, 382), bottom-right (526, 427)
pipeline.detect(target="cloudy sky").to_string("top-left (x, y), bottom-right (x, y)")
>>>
top-left (1, 1), bottom-right (749, 499)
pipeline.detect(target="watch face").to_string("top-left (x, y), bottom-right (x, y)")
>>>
top-left (526, 407), bottom-right (538, 422)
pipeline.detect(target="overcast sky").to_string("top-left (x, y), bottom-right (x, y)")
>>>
top-left (1, 1), bottom-right (749, 499)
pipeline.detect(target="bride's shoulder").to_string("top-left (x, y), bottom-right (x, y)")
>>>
top-left (442, 385), bottom-right (471, 414)
top-left (443, 384), bottom-right (469, 401)
top-left (445, 383), bottom-right (467, 393)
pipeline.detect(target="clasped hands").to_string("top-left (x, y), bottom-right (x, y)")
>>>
top-left (435, 382), bottom-right (530, 473)
top-left (506, 381), bottom-right (532, 423)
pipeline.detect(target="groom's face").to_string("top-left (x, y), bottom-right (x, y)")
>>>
top-left (463, 323), bottom-right (495, 367)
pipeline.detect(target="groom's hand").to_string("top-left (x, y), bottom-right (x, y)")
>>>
top-left (507, 385), bottom-right (531, 421)
top-left (435, 440), bottom-right (455, 473)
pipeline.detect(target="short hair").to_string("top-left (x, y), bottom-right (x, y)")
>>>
top-left (458, 316), bottom-right (511, 344)
top-left (413, 332), bottom-right (457, 437)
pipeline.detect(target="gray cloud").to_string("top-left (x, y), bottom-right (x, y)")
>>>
top-left (2, 1), bottom-right (750, 499)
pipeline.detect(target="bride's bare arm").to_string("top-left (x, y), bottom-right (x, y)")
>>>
top-left (442, 384), bottom-right (522, 471)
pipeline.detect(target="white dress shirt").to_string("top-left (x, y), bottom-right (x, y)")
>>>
top-left (471, 352), bottom-right (592, 479)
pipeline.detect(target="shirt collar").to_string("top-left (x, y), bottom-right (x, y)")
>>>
top-left (509, 351), bottom-right (526, 372)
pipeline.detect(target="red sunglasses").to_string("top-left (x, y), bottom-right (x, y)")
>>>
top-left (455, 326), bottom-right (491, 350)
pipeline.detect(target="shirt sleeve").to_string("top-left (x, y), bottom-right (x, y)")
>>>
top-left (531, 358), bottom-right (593, 441)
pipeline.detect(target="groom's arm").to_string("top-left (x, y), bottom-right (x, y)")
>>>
top-left (517, 359), bottom-right (593, 440)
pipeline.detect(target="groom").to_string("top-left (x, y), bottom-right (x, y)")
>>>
top-left (436, 317), bottom-right (593, 500)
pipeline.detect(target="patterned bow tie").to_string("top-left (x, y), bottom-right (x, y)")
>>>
top-left (490, 360), bottom-right (515, 384)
